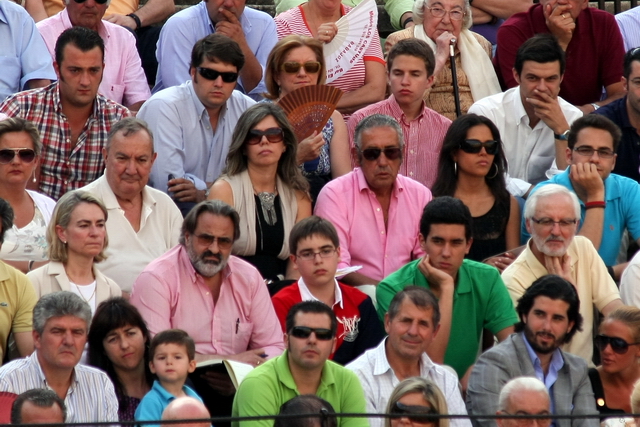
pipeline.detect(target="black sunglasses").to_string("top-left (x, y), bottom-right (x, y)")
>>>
top-left (196, 67), bottom-right (238, 83)
top-left (459, 139), bottom-right (499, 155)
top-left (72, 0), bottom-right (109, 4)
top-left (360, 147), bottom-right (402, 161)
top-left (290, 326), bottom-right (334, 341)
top-left (390, 402), bottom-right (438, 424)
top-left (281, 61), bottom-right (321, 74)
top-left (595, 334), bottom-right (640, 354)
top-left (245, 128), bottom-right (284, 145)
top-left (0, 148), bottom-right (36, 164)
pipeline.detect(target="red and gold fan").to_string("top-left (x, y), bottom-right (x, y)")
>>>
top-left (277, 84), bottom-right (343, 142)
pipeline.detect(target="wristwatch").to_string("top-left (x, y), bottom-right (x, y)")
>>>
top-left (554, 130), bottom-right (570, 141)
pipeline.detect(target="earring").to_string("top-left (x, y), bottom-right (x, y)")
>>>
top-left (454, 162), bottom-right (458, 175)
top-left (487, 163), bottom-right (499, 179)
top-left (32, 170), bottom-right (37, 184)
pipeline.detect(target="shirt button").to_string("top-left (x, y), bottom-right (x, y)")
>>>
top-left (409, 172), bottom-right (413, 176)
top-left (381, 231), bottom-right (385, 234)
top-left (376, 208), bottom-right (380, 211)
top-left (66, 139), bottom-right (70, 143)
top-left (410, 150), bottom-right (414, 154)
top-left (206, 292), bottom-right (210, 295)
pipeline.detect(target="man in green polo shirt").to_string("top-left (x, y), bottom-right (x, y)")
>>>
top-left (231, 301), bottom-right (368, 427)
top-left (376, 196), bottom-right (518, 387)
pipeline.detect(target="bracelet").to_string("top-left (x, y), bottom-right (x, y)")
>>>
top-left (591, 102), bottom-right (600, 111)
top-left (402, 16), bottom-right (414, 27)
top-left (127, 13), bottom-right (142, 30)
top-left (585, 201), bottom-right (606, 209)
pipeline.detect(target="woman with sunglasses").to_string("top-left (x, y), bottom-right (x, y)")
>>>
top-left (208, 103), bottom-right (311, 286)
top-left (589, 306), bottom-right (640, 418)
top-left (432, 114), bottom-right (519, 271)
top-left (264, 35), bottom-right (351, 201)
top-left (0, 118), bottom-right (56, 273)
top-left (386, 377), bottom-right (448, 427)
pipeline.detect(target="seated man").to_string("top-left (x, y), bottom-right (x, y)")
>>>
top-left (0, 27), bottom-right (131, 200)
top-left (376, 196), bottom-right (518, 382)
top-left (10, 389), bottom-right (66, 425)
top-left (523, 115), bottom-right (640, 277)
top-left (502, 184), bottom-right (622, 363)
top-left (315, 114), bottom-right (432, 287)
top-left (0, 292), bottom-right (118, 422)
top-left (467, 275), bottom-right (598, 427)
top-left (272, 216), bottom-right (385, 365)
top-left (347, 287), bottom-right (470, 427)
top-left (347, 39), bottom-right (451, 189)
top-left (495, 377), bottom-right (552, 427)
top-left (154, 0), bottom-right (276, 99)
top-left (616, 7), bottom-right (640, 52)
top-left (138, 33), bottom-right (255, 210)
top-left (232, 301), bottom-right (368, 427)
top-left (162, 396), bottom-right (211, 427)
top-left (80, 118), bottom-right (183, 296)
top-left (468, 34), bottom-right (582, 194)
top-left (494, 0), bottom-right (625, 112)
top-left (36, 0), bottom-right (150, 110)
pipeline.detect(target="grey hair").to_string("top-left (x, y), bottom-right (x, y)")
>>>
top-left (106, 117), bottom-right (154, 154)
top-left (413, 0), bottom-right (472, 30)
top-left (0, 117), bottom-right (43, 156)
top-left (523, 184), bottom-right (581, 220)
top-left (179, 200), bottom-right (241, 245)
top-left (387, 286), bottom-right (441, 327)
top-left (498, 377), bottom-right (549, 412)
top-left (33, 291), bottom-right (92, 336)
top-left (385, 377), bottom-right (449, 427)
top-left (353, 114), bottom-right (404, 150)
top-left (11, 389), bottom-right (67, 424)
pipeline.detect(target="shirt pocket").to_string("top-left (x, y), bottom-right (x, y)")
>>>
top-left (232, 322), bottom-right (253, 351)
top-left (103, 83), bottom-right (125, 104)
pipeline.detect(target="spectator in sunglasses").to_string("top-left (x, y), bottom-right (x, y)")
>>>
top-left (0, 118), bottom-right (55, 274)
top-left (496, 377), bottom-right (551, 427)
top-left (315, 114), bottom-right (432, 293)
top-left (385, 377), bottom-right (449, 427)
top-left (232, 301), bottom-right (368, 427)
top-left (138, 33), bottom-right (255, 216)
top-left (588, 306), bottom-right (640, 420)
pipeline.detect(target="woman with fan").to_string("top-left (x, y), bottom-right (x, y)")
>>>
top-left (265, 35), bottom-right (351, 200)
top-left (208, 103), bottom-right (311, 288)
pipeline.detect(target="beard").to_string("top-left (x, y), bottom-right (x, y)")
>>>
top-left (186, 242), bottom-right (228, 278)
top-left (523, 323), bottom-right (565, 355)
top-left (531, 233), bottom-right (571, 257)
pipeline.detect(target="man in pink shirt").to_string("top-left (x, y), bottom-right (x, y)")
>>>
top-left (36, 0), bottom-right (150, 111)
top-left (315, 114), bottom-right (433, 288)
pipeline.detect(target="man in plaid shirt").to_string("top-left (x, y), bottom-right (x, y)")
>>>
top-left (0, 26), bottom-right (130, 201)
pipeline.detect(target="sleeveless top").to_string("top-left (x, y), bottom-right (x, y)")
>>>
top-left (588, 368), bottom-right (627, 417)
top-left (466, 198), bottom-right (509, 262)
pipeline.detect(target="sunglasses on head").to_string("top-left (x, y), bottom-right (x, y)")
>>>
top-left (360, 147), bottom-right (402, 161)
top-left (390, 402), bottom-right (438, 424)
top-left (72, 0), bottom-right (109, 4)
top-left (595, 334), bottom-right (640, 354)
top-left (196, 67), bottom-right (238, 83)
top-left (245, 128), bottom-right (284, 145)
top-left (290, 326), bottom-right (334, 341)
top-left (0, 148), bottom-right (36, 164)
top-left (459, 139), bottom-right (499, 155)
top-left (281, 61), bottom-right (322, 74)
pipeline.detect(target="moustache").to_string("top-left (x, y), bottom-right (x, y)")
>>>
top-left (201, 250), bottom-right (222, 263)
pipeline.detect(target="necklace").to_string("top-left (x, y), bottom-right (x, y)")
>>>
top-left (254, 185), bottom-right (278, 227)
top-left (71, 281), bottom-right (96, 304)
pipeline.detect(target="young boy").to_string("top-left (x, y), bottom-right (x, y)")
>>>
top-left (135, 329), bottom-right (202, 424)
top-left (271, 216), bottom-right (385, 365)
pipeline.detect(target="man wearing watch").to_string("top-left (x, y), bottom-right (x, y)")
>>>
top-left (468, 34), bottom-right (582, 197)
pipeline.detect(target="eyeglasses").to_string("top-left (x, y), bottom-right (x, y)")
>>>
top-left (459, 139), bottom-right (499, 155)
top-left (530, 217), bottom-right (578, 229)
top-left (360, 147), bottom-right (402, 161)
top-left (425, 6), bottom-right (465, 21)
top-left (73, 0), bottom-right (109, 4)
top-left (0, 148), bottom-right (36, 164)
top-left (194, 234), bottom-right (234, 249)
top-left (390, 402), bottom-right (438, 424)
top-left (196, 67), bottom-right (239, 83)
top-left (290, 326), bottom-right (334, 341)
top-left (500, 411), bottom-right (552, 427)
top-left (281, 61), bottom-right (321, 74)
top-left (245, 128), bottom-right (284, 145)
top-left (296, 247), bottom-right (336, 261)
top-left (595, 334), bottom-right (640, 354)
top-left (573, 146), bottom-right (615, 159)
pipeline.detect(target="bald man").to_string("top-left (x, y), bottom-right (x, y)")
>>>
top-left (162, 397), bottom-right (211, 427)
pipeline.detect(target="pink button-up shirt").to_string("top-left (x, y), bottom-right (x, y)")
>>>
top-left (314, 168), bottom-right (432, 282)
top-left (36, 9), bottom-right (150, 106)
top-left (130, 245), bottom-right (285, 358)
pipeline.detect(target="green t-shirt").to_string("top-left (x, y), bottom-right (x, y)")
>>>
top-left (376, 259), bottom-right (518, 378)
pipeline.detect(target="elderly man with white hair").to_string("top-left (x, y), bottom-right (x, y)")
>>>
top-left (496, 377), bottom-right (551, 427)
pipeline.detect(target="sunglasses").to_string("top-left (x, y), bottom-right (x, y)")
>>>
top-left (72, 0), bottom-right (109, 4)
top-left (390, 402), bottom-right (438, 424)
top-left (459, 139), bottom-right (499, 155)
top-left (595, 334), bottom-right (640, 354)
top-left (245, 128), bottom-right (284, 145)
top-left (194, 234), bottom-right (233, 250)
top-left (360, 147), bottom-right (402, 161)
top-left (0, 148), bottom-right (36, 164)
top-left (281, 61), bottom-right (321, 74)
top-left (196, 67), bottom-right (238, 83)
top-left (290, 326), bottom-right (334, 341)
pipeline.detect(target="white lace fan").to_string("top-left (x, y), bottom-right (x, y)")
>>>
top-left (323, 0), bottom-right (378, 83)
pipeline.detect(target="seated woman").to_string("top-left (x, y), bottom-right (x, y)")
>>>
top-left (264, 35), bottom-right (351, 201)
top-left (386, 377), bottom-right (449, 427)
top-left (27, 191), bottom-right (121, 313)
top-left (274, 0), bottom-right (386, 118)
top-left (432, 114), bottom-right (519, 272)
top-left (384, 0), bottom-right (500, 119)
top-left (208, 103), bottom-right (312, 284)
top-left (0, 118), bottom-right (55, 273)
top-left (88, 298), bottom-right (153, 422)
